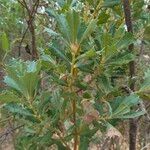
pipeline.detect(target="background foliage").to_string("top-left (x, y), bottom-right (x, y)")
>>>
top-left (0, 0), bottom-right (150, 149)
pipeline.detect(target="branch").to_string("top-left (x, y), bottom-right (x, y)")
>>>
top-left (17, 0), bottom-right (26, 8)
top-left (17, 0), bottom-right (40, 57)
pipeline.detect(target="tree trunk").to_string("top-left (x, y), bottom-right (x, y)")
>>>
top-left (122, 0), bottom-right (137, 150)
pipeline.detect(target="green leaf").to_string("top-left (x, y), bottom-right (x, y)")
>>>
top-left (54, 140), bottom-right (66, 150)
top-left (100, 33), bottom-right (118, 60)
top-left (0, 91), bottom-right (21, 104)
top-left (76, 60), bottom-right (94, 73)
top-left (139, 69), bottom-right (150, 92)
top-left (137, 93), bottom-right (150, 101)
top-left (107, 52), bottom-right (135, 66)
top-left (119, 111), bottom-right (146, 119)
top-left (38, 92), bottom-right (51, 113)
top-left (101, 33), bottom-right (113, 48)
top-left (66, 10), bottom-right (80, 43)
top-left (44, 28), bottom-right (60, 37)
top-left (46, 9), bottom-right (57, 18)
top-left (97, 74), bottom-right (113, 94)
top-left (50, 43), bottom-right (71, 65)
top-left (77, 49), bottom-right (96, 60)
top-left (75, 80), bottom-right (88, 91)
top-left (111, 94), bottom-right (145, 119)
top-left (143, 25), bottom-right (150, 42)
top-left (51, 90), bottom-right (63, 112)
top-left (79, 136), bottom-right (89, 150)
top-left (80, 19), bottom-right (97, 44)
top-left (50, 72), bottom-right (67, 86)
top-left (1, 32), bottom-right (9, 52)
top-left (98, 11), bottom-right (110, 24)
top-left (116, 32), bottom-right (135, 50)
top-left (57, 14), bottom-right (71, 43)
top-left (4, 76), bottom-right (21, 93)
top-left (103, 0), bottom-right (121, 7)
top-left (79, 127), bottom-right (98, 150)
top-left (4, 60), bottom-right (41, 100)
top-left (41, 54), bottom-right (56, 66)
top-left (4, 103), bottom-right (33, 117)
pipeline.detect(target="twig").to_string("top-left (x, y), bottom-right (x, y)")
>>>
top-left (22, 0), bottom-right (31, 15)
top-left (0, 124), bottom-right (24, 143)
top-left (137, 103), bottom-right (150, 122)
top-left (0, 116), bottom-right (12, 124)
top-left (17, 0), bottom-right (26, 8)
top-left (18, 27), bottom-right (29, 57)
top-left (141, 143), bottom-right (150, 150)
